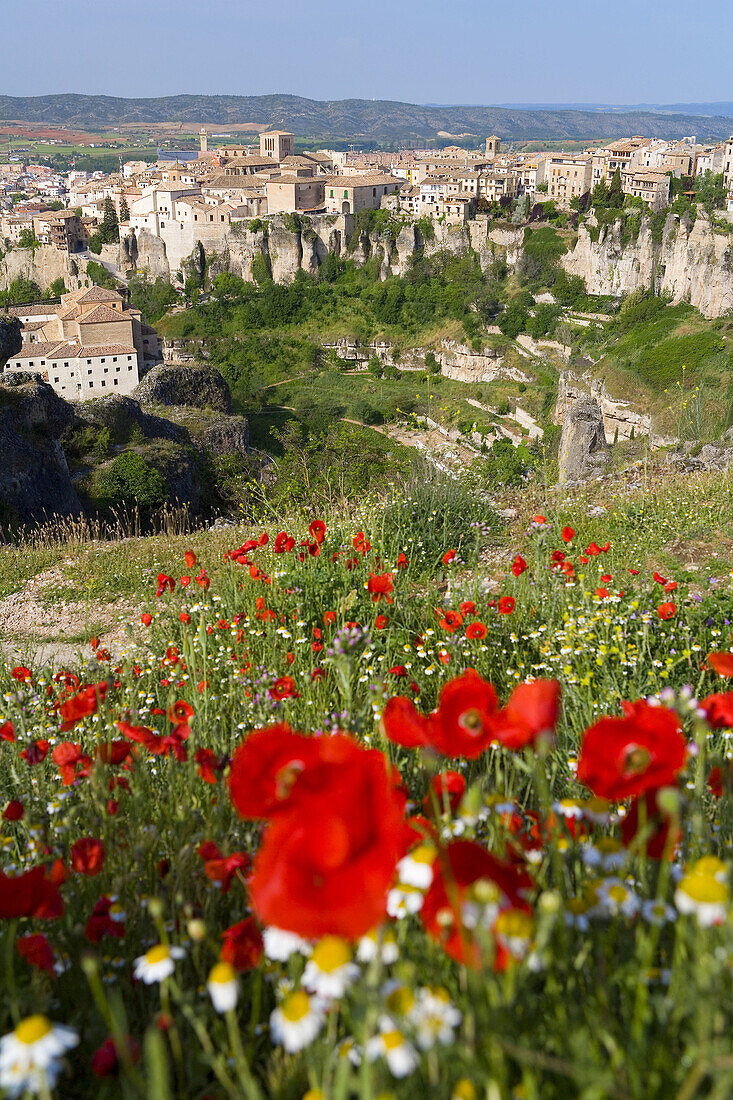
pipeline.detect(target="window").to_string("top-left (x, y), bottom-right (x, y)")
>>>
top-left (64, 361), bottom-right (69, 368)
top-left (54, 377), bottom-right (59, 383)
top-left (87, 359), bottom-right (92, 365)
top-left (101, 358), bottom-right (105, 363)
top-left (101, 380), bottom-right (105, 388)
top-left (114, 378), bottom-right (118, 386)
top-left (89, 381), bottom-right (93, 388)
top-left (113, 356), bottom-right (117, 362)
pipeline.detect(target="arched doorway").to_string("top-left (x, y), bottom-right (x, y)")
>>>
top-left (341, 200), bottom-right (351, 214)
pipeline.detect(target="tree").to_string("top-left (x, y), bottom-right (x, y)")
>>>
top-left (47, 277), bottom-right (66, 299)
top-left (17, 227), bottom-right (36, 249)
top-left (607, 168), bottom-right (624, 209)
top-left (119, 195), bottom-right (130, 223)
top-left (99, 196), bottom-right (119, 245)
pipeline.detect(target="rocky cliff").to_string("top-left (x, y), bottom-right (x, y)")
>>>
top-left (563, 212), bottom-right (733, 319)
top-left (0, 244), bottom-right (85, 294)
top-left (0, 373), bottom-right (82, 522)
top-left (119, 212), bottom-right (511, 288)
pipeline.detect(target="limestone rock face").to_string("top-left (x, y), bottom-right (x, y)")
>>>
top-left (558, 397), bottom-right (610, 484)
top-left (563, 213), bottom-right (733, 319)
top-left (0, 375), bottom-right (82, 520)
top-left (134, 364), bottom-right (231, 413)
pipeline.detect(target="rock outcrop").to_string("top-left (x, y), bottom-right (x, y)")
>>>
top-left (554, 369), bottom-right (677, 448)
top-left (133, 364), bottom-right (231, 413)
top-left (0, 374), bottom-right (82, 522)
top-left (558, 397), bottom-right (610, 484)
top-left (73, 394), bottom-right (188, 445)
top-left (563, 212), bottom-right (733, 319)
top-left (0, 316), bottom-right (22, 365)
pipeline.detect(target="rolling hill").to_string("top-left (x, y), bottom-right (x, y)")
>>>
top-left (1, 93), bottom-right (733, 144)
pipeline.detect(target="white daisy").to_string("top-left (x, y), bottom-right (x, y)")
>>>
top-left (0, 1016), bottom-right (78, 1098)
top-left (263, 926), bottom-right (311, 961)
top-left (270, 991), bottom-right (325, 1052)
top-left (357, 927), bottom-right (399, 965)
top-left (411, 987), bottom-right (462, 1049)
top-left (132, 943), bottom-right (185, 984)
top-left (365, 1019), bottom-right (419, 1078)
top-left (206, 961), bottom-right (239, 1014)
top-left (675, 862), bottom-right (729, 926)
top-left (395, 845), bottom-right (437, 890)
top-left (302, 936), bottom-right (359, 999)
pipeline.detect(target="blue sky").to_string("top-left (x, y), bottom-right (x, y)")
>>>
top-left (3, 0), bottom-right (732, 104)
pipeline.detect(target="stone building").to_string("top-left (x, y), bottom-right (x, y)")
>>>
top-left (259, 130), bottom-right (295, 160)
top-left (322, 173), bottom-right (399, 215)
top-left (620, 167), bottom-right (670, 210)
top-left (3, 287), bottom-right (160, 400)
top-left (546, 156), bottom-right (593, 207)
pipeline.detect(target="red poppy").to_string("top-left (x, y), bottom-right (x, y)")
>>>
top-left (577, 700), bottom-right (688, 800)
top-left (353, 531), bottom-right (372, 556)
top-left (309, 519), bottom-right (327, 544)
top-left (70, 838), bottom-right (106, 877)
top-left (229, 724), bottom-right (323, 819)
top-left (195, 747), bottom-right (221, 784)
top-left (202, 849), bottom-right (250, 893)
top-left (11, 666), bottom-right (32, 682)
top-left (421, 840), bottom-right (533, 968)
top-left (16, 933), bottom-right (55, 975)
top-left (396, 553), bottom-right (409, 570)
top-left (3, 800), bottom-right (23, 821)
top-left (708, 762), bottom-right (733, 798)
top-left (423, 771), bottom-right (466, 816)
top-left (465, 622), bottom-right (487, 641)
top-left (52, 742), bottom-right (90, 786)
top-left (561, 526), bottom-right (575, 543)
top-left (168, 700), bottom-right (194, 725)
top-left (442, 549), bottom-right (456, 565)
top-left (269, 675), bottom-right (300, 701)
top-left (699, 692), bottom-right (733, 728)
top-left (221, 917), bottom-right (263, 971)
top-left (707, 652), bottom-right (733, 677)
top-left (383, 669), bottom-right (499, 759)
top-left (58, 682), bottom-right (108, 732)
top-left (498, 596), bottom-right (515, 615)
top-left (491, 679), bottom-right (561, 752)
top-left (247, 735), bottom-right (406, 939)
top-left (439, 609), bottom-right (463, 632)
top-left (0, 720), bottom-right (15, 742)
top-left (274, 531), bottom-right (296, 554)
top-left (512, 554), bottom-right (527, 577)
top-left (657, 602), bottom-right (676, 620)
top-left (156, 573), bottom-right (175, 597)
top-left (0, 866), bottom-right (63, 920)
top-left (184, 549), bottom-right (197, 568)
top-left (85, 896), bottom-right (126, 943)
top-left (140, 613), bottom-right (152, 627)
top-left (367, 572), bottom-right (394, 603)
top-left (375, 614), bottom-right (388, 629)
top-left (595, 588), bottom-right (610, 600)
top-left (91, 1036), bottom-right (140, 1078)
top-left (621, 788), bottom-right (681, 859)
top-left (20, 740), bottom-right (49, 765)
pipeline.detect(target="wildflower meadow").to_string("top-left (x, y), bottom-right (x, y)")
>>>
top-left (1, 474), bottom-right (733, 1099)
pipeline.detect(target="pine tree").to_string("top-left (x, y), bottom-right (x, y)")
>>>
top-left (99, 196), bottom-right (119, 244)
top-left (119, 195), bottom-right (130, 223)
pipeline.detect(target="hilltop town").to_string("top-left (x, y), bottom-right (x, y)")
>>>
top-left (2, 126), bottom-right (733, 398)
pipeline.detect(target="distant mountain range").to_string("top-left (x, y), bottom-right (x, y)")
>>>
top-left (1, 94), bottom-right (733, 144)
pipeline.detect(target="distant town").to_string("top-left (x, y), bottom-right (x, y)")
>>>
top-left (2, 127), bottom-right (733, 400)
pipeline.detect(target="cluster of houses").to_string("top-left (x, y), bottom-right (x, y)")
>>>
top-left (3, 129), bottom-right (733, 265)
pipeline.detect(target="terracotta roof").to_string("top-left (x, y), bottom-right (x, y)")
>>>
top-left (77, 305), bottom-right (130, 324)
top-left (323, 173), bottom-right (397, 187)
top-left (10, 342), bottom-right (66, 359)
top-left (74, 286), bottom-right (122, 303)
top-left (7, 303), bottom-right (59, 318)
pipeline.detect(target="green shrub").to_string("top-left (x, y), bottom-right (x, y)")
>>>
top-left (92, 452), bottom-right (168, 511)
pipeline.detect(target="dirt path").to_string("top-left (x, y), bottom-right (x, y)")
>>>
top-left (0, 565), bottom-right (135, 670)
